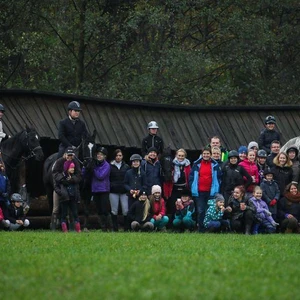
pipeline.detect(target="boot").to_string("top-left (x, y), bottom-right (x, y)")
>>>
top-left (98, 215), bottom-right (106, 231)
top-left (123, 216), bottom-right (130, 231)
top-left (285, 228), bottom-right (293, 234)
top-left (75, 221), bottom-right (81, 233)
top-left (105, 214), bottom-right (113, 232)
top-left (50, 213), bottom-right (58, 231)
top-left (245, 224), bottom-right (252, 235)
top-left (111, 214), bottom-right (119, 232)
top-left (61, 222), bottom-right (68, 233)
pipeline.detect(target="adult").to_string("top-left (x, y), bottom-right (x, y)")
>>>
top-left (227, 185), bottom-right (256, 234)
top-left (258, 115), bottom-right (280, 154)
top-left (271, 152), bottom-right (293, 197)
top-left (266, 140), bottom-right (281, 168)
top-left (285, 146), bottom-right (300, 185)
top-left (221, 150), bottom-right (252, 204)
top-left (57, 101), bottom-right (88, 158)
top-left (0, 104), bottom-right (8, 144)
top-left (109, 149), bottom-right (130, 232)
top-left (189, 147), bottom-right (221, 232)
top-left (277, 183), bottom-right (300, 233)
top-left (239, 149), bottom-right (259, 196)
top-left (208, 136), bottom-right (228, 162)
top-left (166, 148), bottom-right (191, 215)
top-left (141, 121), bottom-right (164, 158)
top-left (211, 147), bottom-right (224, 169)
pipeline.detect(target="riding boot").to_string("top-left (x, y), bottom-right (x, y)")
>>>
top-left (123, 216), bottom-right (130, 231)
top-left (50, 213), bottom-right (58, 231)
top-left (98, 215), bottom-right (106, 231)
top-left (245, 224), bottom-right (252, 235)
top-left (105, 214), bottom-right (113, 232)
top-left (111, 214), bottom-right (119, 232)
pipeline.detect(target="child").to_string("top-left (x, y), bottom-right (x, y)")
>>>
top-left (4, 193), bottom-right (30, 231)
top-left (173, 188), bottom-right (195, 232)
top-left (249, 186), bottom-right (278, 234)
top-left (260, 169), bottom-right (280, 221)
top-left (0, 163), bottom-right (10, 210)
top-left (149, 185), bottom-right (169, 231)
top-left (127, 191), bottom-right (154, 231)
top-left (256, 150), bottom-right (270, 184)
top-left (203, 193), bottom-right (231, 233)
top-left (54, 161), bottom-right (81, 232)
top-left (258, 115), bottom-right (280, 154)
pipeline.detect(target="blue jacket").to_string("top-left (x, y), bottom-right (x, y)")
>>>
top-left (124, 167), bottom-right (147, 194)
top-left (189, 157), bottom-right (221, 197)
top-left (141, 159), bottom-right (161, 195)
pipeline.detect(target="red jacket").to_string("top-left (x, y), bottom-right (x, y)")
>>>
top-left (151, 198), bottom-right (166, 219)
top-left (239, 159), bottom-right (259, 192)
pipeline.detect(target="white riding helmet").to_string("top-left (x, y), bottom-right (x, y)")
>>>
top-left (148, 121), bottom-right (159, 129)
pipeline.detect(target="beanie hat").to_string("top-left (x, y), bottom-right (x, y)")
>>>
top-left (238, 146), bottom-right (248, 154)
top-left (64, 161), bottom-right (74, 172)
top-left (248, 141), bottom-right (259, 150)
top-left (151, 185), bottom-right (162, 194)
top-left (147, 147), bottom-right (158, 154)
top-left (181, 188), bottom-right (192, 197)
top-left (69, 163), bottom-right (75, 169)
top-left (214, 193), bottom-right (225, 202)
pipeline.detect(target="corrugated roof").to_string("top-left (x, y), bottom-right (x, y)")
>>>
top-left (1, 89), bottom-right (300, 151)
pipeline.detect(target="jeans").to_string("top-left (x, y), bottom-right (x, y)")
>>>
top-left (194, 191), bottom-right (210, 232)
top-left (109, 193), bottom-right (128, 216)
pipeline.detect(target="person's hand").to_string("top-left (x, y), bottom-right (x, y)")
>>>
top-left (16, 220), bottom-right (23, 225)
top-left (287, 214), bottom-right (294, 219)
top-left (264, 209), bottom-right (272, 216)
top-left (156, 214), bottom-right (162, 220)
top-left (225, 206), bottom-right (232, 212)
top-left (269, 199), bottom-right (277, 206)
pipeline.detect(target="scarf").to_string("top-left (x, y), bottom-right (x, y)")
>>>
top-left (284, 192), bottom-right (300, 204)
top-left (173, 158), bottom-right (190, 183)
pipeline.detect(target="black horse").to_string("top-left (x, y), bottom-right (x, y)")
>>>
top-left (0, 126), bottom-right (44, 211)
top-left (43, 130), bottom-right (96, 217)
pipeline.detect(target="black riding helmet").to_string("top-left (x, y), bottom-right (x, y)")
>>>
top-left (11, 193), bottom-right (23, 202)
top-left (265, 115), bottom-right (276, 124)
top-left (228, 150), bottom-right (239, 159)
top-left (130, 154), bottom-right (142, 161)
top-left (68, 101), bottom-right (82, 111)
top-left (257, 149), bottom-right (267, 158)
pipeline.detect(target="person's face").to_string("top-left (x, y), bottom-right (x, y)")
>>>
top-left (176, 151), bottom-right (186, 162)
top-left (278, 154), bottom-right (287, 166)
top-left (148, 151), bottom-right (157, 159)
top-left (217, 200), bottom-right (224, 208)
top-left (253, 190), bottom-right (262, 199)
top-left (68, 167), bottom-right (75, 174)
top-left (202, 150), bottom-right (211, 161)
top-left (153, 192), bottom-right (161, 199)
top-left (288, 151), bottom-right (296, 160)
top-left (69, 109), bottom-right (81, 119)
top-left (258, 157), bottom-right (266, 164)
top-left (13, 201), bottom-right (22, 208)
top-left (97, 152), bottom-right (105, 161)
top-left (271, 143), bottom-right (280, 154)
top-left (139, 194), bottom-right (147, 201)
top-left (265, 174), bottom-right (273, 181)
top-left (149, 128), bottom-right (158, 135)
top-left (229, 157), bottom-right (238, 165)
top-left (132, 160), bottom-right (140, 167)
top-left (233, 188), bottom-right (243, 200)
top-left (248, 151), bottom-right (256, 162)
top-left (212, 151), bottom-right (221, 160)
top-left (115, 152), bottom-right (123, 163)
top-left (66, 154), bottom-right (74, 161)
top-left (266, 123), bottom-right (275, 130)
top-left (181, 195), bottom-right (189, 202)
top-left (239, 152), bottom-right (247, 161)
top-left (290, 185), bottom-right (298, 195)
top-left (250, 147), bottom-right (258, 154)
top-left (211, 138), bottom-right (221, 148)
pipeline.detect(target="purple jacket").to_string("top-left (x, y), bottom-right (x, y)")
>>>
top-left (91, 160), bottom-right (111, 193)
top-left (249, 196), bottom-right (269, 220)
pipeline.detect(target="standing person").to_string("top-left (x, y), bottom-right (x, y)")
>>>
top-left (227, 186), bottom-right (256, 234)
top-left (149, 185), bottom-right (169, 231)
top-left (277, 183), bottom-right (300, 233)
top-left (173, 188), bottom-right (196, 232)
top-left (87, 146), bottom-right (111, 231)
top-left (266, 140), bottom-right (281, 168)
top-left (189, 147), bottom-right (221, 233)
top-left (3, 193), bottom-right (30, 231)
top-left (0, 104), bottom-right (8, 143)
top-left (208, 136), bottom-right (228, 162)
top-left (271, 152), bottom-right (293, 197)
top-left (142, 147), bottom-right (161, 196)
top-left (249, 186), bottom-right (278, 234)
top-left (203, 194), bottom-right (232, 233)
top-left (124, 154), bottom-right (147, 209)
top-left (238, 149), bottom-right (260, 197)
top-left (221, 150), bottom-right (252, 204)
top-left (54, 162), bottom-right (81, 233)
top-left (109, 149), bottom-right (130, 232)
top-left (285, 146), bottom-right (300, 185)
top-left (258, 115), bottom-right (280, 154)
top-left (57, 101), bottom-right (88, 158)
top-left (0, 163), bottom-right (10, 211)
top-left (238, 146), bottom-right (248, 162)
top-left (256, 149), bottom-right (269, 184)
top-left (51, 147), bottom-right (81, 231)
top-left (127, 192), bottom-right (154, 232)
top-left (141, 121), bottom-right (164, 158)
top-left (166, 148), bottom-right (191, 215)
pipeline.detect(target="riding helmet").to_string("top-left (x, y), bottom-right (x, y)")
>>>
top-left (228, 150), bottom-right (239, 158)
top-left (96, 147), bottom-right (108, 156)
top-left (265, 115), bottom-right (276, 124)
top-left (68, 101), bottom-right (82, 111)
top-left (147, 121), bottom-right (159, 129)
top-left (11, 193), bottom-right (23, 202)
top-left (130, 154), bottom-right (142, 161)
top-left (257, 149), bottom-right (267, 158)
top-left (0, 104), bottom-right (5, 112)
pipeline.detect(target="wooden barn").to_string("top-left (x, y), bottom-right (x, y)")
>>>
top-left (1, 89), bottom-right (300, 229)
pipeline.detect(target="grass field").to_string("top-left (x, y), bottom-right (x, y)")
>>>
top-left (0, 231), bottom-right (299, 299)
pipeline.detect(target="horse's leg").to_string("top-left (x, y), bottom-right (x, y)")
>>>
top-left (19, 161), bottom-right (30, 214)
top-left (82, 190), bottom-right (91, 231)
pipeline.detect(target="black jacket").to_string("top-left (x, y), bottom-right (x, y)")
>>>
top-left (4, 204), bottom-right (25, 224)
top-left (271, 166), bottom-right (293, 197)
top-left (141, 134), bottom-right (164, 157)
top-left (258, 128), bottom-right (280, 154)
top-left (58, 117), bottom-right (88, 148)
top-left (127, 200), bottom-right (152, 224)
top-left (124, 167), bottom-right (147, 194)
top-left (110, 161), bottom-right (130, 194)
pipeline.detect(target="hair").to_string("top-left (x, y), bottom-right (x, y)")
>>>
top-left (210, 136), bottom-right (221, 142)
top-left (253, 186), bottom-right (262, 194)
top-left (211, 147), bottom-right (221, 155)
top-left (114, 148), bottom-right (122, 158)
top-left (247, 149), bottom-right (256, 158)
top-left (273, 152), bottom-right (293, 167)
top-left (271, 140), bottom-right (280, 147)
top-left (202, 146), bottom-right (212, 154)
top-left (176, 148), bottom-right (187, 157)
top-left (285, 182), bottom-right (298, 193)
top-left (234, 185), bottom-right (245, 197)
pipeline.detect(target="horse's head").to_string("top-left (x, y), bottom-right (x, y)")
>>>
top-left (160, 146), bottom-right (173, 182)
top-left (22, 126), bottom-right (44, 161)
top-left (80, 129), bottom-right (97, 162)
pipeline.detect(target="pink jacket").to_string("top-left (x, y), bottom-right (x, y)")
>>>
top-left (239, 159), bottom-right (259, 192)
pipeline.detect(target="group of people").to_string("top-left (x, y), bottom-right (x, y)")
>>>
top-left (0, 101), bottom-right (300, 234)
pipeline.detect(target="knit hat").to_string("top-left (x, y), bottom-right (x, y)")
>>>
top-left (147, 147), bottom-right (158, 154)
top-left (248, 141), bottom-right (259, 150)
top-left (151, 185), bottom-right (162, 194)
top-left (238, 146), bottom-right (248, 154)
top-left (214, 193), bottom-right (225, 202)
top-left (181, 188), bottom-right (191, 197)
top-left (64, 161), bottom-right (75, 172)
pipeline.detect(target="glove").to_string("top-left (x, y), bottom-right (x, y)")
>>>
top-left (269, 199), bottom-right (277, 206)
top-left (264, 209), bottom-right (272, 216)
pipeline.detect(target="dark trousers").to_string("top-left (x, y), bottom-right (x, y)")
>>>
top-left (61, 198), bottom-right (79, 223)
top-left (94, 192), bottom-right (110, 216)
top-left (167, 185), bottom-right (186, 216)
top-left (231, 210), bottom-right (254, 233)
top-left (194, 191), bottom-right (211, 232)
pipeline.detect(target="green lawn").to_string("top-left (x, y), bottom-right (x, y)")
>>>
top-left (0, 232), bottom-right (299, 299)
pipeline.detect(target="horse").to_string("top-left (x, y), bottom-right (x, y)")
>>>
top-left (43, 130), bottom-right (96, 227)
top-left (0, 126), bottom-right (44, 211)
top-left (160, 146), bottom-right (174, 201)
top-left (281, 136), bottom-right (300, 154)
